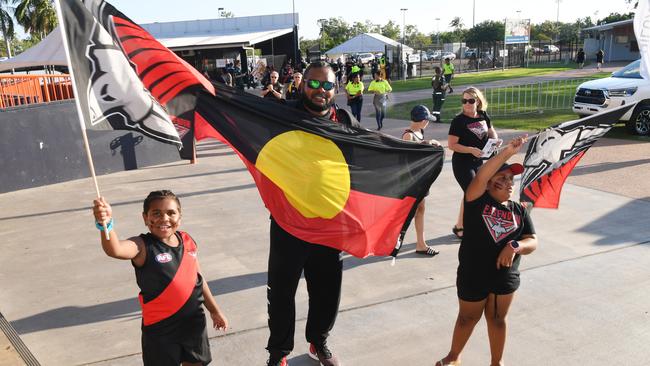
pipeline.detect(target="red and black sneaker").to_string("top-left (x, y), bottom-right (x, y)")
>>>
top-left (308, 343), bottom-right (340, 366)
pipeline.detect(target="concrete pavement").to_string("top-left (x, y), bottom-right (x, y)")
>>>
top-left (1, 114), bottom-right (649, 365)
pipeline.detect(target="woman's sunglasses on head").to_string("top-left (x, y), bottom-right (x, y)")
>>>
top-left (307, 79), bottom-right (335, 91)
top-left (461, 98), bottom-right (476, 104)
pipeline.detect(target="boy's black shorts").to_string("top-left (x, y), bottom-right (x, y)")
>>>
top-left (456, 269), bottom-right (520, 302)
top-left (141, 315), bottom-right (212, 366)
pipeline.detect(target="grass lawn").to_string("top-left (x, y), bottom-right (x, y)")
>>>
top-left (389, 64), bottom-right (602, 93)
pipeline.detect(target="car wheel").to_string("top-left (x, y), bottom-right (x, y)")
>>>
top-left (628, 106), bottom-right (650, 136)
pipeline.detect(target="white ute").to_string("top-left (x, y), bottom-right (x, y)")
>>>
top-left (573, 60), bottom-right (650, 135)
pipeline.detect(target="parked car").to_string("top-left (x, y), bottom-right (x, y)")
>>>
top-left (465, 48), bottom-right (477, 58)
top-left (428, 50), bottom-right (442, 60)
top-left (543, 45), bottom-right (560, 53)
top-left (573, 59), bottom-right (650, 135)
top-left (441, 52), bottom-right (456, 61)
top-left (357, 52), bottom-right (375, 64)
top-left (418, 51), bottom-right (429, 61)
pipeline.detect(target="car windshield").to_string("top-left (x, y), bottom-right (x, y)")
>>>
top-left (612, 60), bottom-right (642, 79)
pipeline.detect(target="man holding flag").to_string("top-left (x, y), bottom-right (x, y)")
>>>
top-left (266, 61), bottom-right (357, 366)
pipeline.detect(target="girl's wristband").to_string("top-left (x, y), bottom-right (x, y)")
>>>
top-left (96, 218), bottom-right (114, 231)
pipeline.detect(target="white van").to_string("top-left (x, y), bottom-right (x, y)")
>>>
top-left (573, 60), bottom-right (650, 135)
top-left (357, 53), bottom-right (375, 64)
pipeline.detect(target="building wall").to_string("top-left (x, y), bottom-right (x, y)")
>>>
top-left (583, 23), bottom-right (639, 62)
top-left (0, 101), bottom-right (180, 193)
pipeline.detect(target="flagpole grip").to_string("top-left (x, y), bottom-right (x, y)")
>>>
top-left (103, 222), bottom-right (110, 240)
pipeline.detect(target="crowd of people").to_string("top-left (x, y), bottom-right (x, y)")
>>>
top-left (92, 59), bottom-right (538, 366)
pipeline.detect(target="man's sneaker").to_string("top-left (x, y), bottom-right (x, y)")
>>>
top-left (308, 343), bottom-right (340, 366)
top-left (266, 356), bottom-right (288, 366)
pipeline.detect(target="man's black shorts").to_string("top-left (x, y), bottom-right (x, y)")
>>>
top-left (456, 269), bottom-right (520, 302)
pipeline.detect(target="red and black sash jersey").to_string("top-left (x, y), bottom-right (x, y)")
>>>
top-left (459, 192), bottom-right (535, 274)
top-left (134, 231), bottom-right (204, 331)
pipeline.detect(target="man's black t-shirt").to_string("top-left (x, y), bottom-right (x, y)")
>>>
top-left (459, 192), bottom-right (535, 277)
top-left (263, 82), bottom-right (284, 102)
top-left (448, 110), bottom-right (492, 162)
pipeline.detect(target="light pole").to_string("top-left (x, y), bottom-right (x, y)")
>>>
top-left (400, 8), bottom-right (407, 79)
top-left (292, 0), bottom-right (297, 65)
top-left (318, 19), bottom-right (326, 58)
top-left (472, 0), bottom-right (476, 27)
top-left (435, 17), bottom-right (440, 46)
top-left (556, 0), bottom-right (561, 43)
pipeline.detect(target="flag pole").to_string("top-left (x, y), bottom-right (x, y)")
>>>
top-left (54, 0), bottom-right (110, 239)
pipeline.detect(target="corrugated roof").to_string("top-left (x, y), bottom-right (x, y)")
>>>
top-left (582, 19), bottom-right (633, 32)
top-left (156, 28), bottom-right (294, 50)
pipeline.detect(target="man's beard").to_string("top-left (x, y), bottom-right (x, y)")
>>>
top-left (302, 93), bottom-right (331, 112)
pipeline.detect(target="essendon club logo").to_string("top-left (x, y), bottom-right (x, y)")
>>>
top-left (155, 253), bottom-right (173, 263)
top-left (481, 205), bottom-right (519, 243)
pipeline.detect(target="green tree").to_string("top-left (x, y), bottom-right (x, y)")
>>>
top-left (351, 20), bottom-right (380, 36)
top-left (531, 21), bottom-right (557, 41)
top-left (404, 25), bottom-right (431, 48)
top-left (12, 0), bottom-right (57, 39)
top-left (465, 20), bottom-right (504, 44)
top-left (381, 20), bottom-right (401, 41)
top-left (0, 0), bottom-right (14, 57)
top-left (299, 37), bottom-right (319, 58)
top-left (318, 17), bottom-right (353, 52)
top-left (598, 12), bottom-right (634, 25)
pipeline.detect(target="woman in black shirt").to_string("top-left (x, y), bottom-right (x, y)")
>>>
top-left (447, 87), bottom-right (499, 239)
top-left (436, 136), bottom-right (538, 366)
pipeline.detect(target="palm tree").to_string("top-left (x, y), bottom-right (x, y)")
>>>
top-left (450, 17), bottom-right (464, 31)
top-left (12, 0), bottom-right (57, 40)
top-left (0, 0), bottom-right (14, 57)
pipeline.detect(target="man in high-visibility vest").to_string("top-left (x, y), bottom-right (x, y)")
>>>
top-left (443, 57), bottom-right (455, 93)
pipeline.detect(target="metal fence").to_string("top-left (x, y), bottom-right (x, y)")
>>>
top-left (0, 74), bottom-right (74, 109)
top-left (482, 77), bottom-right (595, 117)
top-left (405, 40), bottom-right (582, 79)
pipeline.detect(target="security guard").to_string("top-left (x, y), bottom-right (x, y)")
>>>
top-left (443, 57), bottom-right (455, 93)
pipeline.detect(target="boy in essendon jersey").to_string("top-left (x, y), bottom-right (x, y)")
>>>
top-left (92, 190), bottom-right (228, 365)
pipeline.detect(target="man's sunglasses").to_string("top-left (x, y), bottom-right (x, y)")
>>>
top-left (306, 79), bottom-right (335, 91)
top-left (461, 98), bottom-right (476, 104)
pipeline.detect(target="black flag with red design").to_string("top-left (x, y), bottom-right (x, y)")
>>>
top-left (520, 104), bottom-right (635, 208)
top-left (194, 87), bottom-right (445, 258)
top-left (57, 0), bottom-right (214, 157)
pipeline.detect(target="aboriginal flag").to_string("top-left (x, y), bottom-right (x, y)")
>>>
top-left (194, 87), bottom-right (444, 258)
top-left (58, 0), bottom-right (445, 258)
top-left (520, 104), bottom-right (635, 208)
top-left (56, 0), bottom-right (214, 157)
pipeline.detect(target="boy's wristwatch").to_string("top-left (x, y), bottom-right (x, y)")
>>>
top-left (509, 240), bottom-right (521, 253)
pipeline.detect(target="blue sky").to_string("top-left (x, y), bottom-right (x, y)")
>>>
top-left (98, 0), bottom-right (633, 40)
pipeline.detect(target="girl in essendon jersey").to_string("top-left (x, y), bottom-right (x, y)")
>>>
top-left (92, 190), bottom-right (228, 365)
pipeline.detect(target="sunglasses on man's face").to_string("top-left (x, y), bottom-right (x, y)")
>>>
top-left (461, 98), bottom-right (476, 105)
top-left (306, 79), bottom-right (335, 91)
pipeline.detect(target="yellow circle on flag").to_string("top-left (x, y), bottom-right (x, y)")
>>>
top-left (256, 131), bottom-right (350, 219)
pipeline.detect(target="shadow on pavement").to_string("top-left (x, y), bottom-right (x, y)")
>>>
top-left (571, 158), bottom-right (650, 176)
top-left (578, 199), bottom-right (650, 245)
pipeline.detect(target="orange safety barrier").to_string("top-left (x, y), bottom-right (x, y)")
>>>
top-left (0, 74), bottom-right (74, 109)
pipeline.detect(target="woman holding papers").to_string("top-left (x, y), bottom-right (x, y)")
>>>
top-left (447, 87), bottom-right (500, 239)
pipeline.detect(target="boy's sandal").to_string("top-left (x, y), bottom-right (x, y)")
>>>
top-left (415, 247), bottom-right (440, 256)
top-left (452, 226), bottom-right (464, 239)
